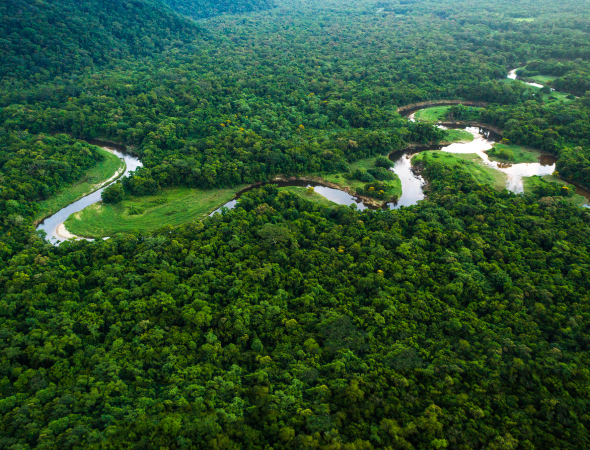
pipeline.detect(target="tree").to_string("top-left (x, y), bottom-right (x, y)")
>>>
top-left (102, 182), bottom-right (125, 204)
top-left (258, 223), bottom-right (292, 246)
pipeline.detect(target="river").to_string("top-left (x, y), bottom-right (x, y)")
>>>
top-left (211, 124), bottom-right (563, 214)
top-left (211, 180), bottom-right (370, 216)
top-left (36, 143), bottom-right (142, 243)
top-left (384, 124), bottom-right (563, 209)
top-left (38, 112), bottom-right (587, 242)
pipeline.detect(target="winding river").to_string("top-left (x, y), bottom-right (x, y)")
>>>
top-left (38, 78), bottom-right (589, 243)
top-left (385, 124), bottom-right (563, 209)
top-left (37, 143), bottom-right (142, 243)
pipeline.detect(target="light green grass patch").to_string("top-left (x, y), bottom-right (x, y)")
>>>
top-left (514, 18), bottom-right (535, 22)
top-left (443, 128), bottom-right (474, 144)
top-left (414, 106), bottom-right (452, 123)
top-left (487, 143), bottom-right (542, 164)
top-left (543, 89), bottom-right (573, 103)
top-left (413, 151), bottom-right (507, 191)
top-left (524, 175), bottom-right (588, 207)
top-left (35, 148), bottom-right (125, 221)
top-left (505, 77), bottom-right (574, 103)
top-left (65, 186), bottom-right (245, 238)
top-left (279, 186), bottom-right (337, 207)
top-left (530, 75), bottom-right (557, 84)
top-left (317, 156), bottom-right (402, 199)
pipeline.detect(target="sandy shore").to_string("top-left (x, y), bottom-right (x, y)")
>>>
top-left (56, 223), bottom-right (78, 240)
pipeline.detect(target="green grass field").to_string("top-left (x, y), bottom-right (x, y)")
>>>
top-left (503, 77), bottom-right (573, 103)
top-left (318, 156), bottom-right (402, 200)
top-left (544, 90), bottom-right (572, 103)
top-left (487, 143), bottom-right (542, 164)
top-left (530, 75), bottom-right (557, 84)
top-left (414, 106), bottom-right (452, 123)
top-left (413, 151), bottom-right (507, 191)
top-left (35, 148), bottom-right (125, 221)
top-left (514, 18), bottom-right (535, 22)
top-left (524, 175), bottom-right (589, 207)
top-left (443, 128), bottom-right (474, 144)
top-left (280, 186), bottom-right (338, 207)
top-left (64, 187), bottom-right (245, 238)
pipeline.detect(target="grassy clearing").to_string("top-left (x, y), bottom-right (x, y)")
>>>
top-left (514, 18), bottom-right (535, 22)
top-left (35, 148), bottom-right (125, 221)
top-left (279, 186), bottom-right (338, 207)
top-left (413, 151), bottom-right (507, 191)
top-left (530, 75), bottom-right (557, 84)
top-left (443, 128), bottom-right (474, 144)
top-left (64, 187), bottom-right (245, 238)
top-left (524, 175), bottom-right (589, 207)
top-left (414, 106), bottom-right (452, 123)
top-left (544, 90), bottom-right (573, 103)
top-left (317, 155), bottom-right (402, 199)
top-left (504, 77), bottom-right (573, 103)
top-left (487, 143), bottom-right (542, 164)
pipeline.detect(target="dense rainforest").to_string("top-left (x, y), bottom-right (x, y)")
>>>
top-left (2, 0), bottom-right (590, 448)
top-left (2, 167), bottom-right (590, 449)
top-left (0, 0), bottom-right (203, 81)
top-left (163, 0), bottom-right (276, 20)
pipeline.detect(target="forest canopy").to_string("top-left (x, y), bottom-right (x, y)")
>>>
top-left (1, 0), bottom-right (590, 448)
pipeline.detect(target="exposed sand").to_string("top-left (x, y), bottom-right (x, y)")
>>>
top-left (56, 223), bottom-right (77, 240)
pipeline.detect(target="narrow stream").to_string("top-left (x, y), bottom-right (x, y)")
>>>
top-left (37, 143), bottom-right (142, 243)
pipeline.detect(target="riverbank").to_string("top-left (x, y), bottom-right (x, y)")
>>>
top-left (62, 179), bottom-right (379, 240)
top-left (413, 151), bottom-right (508, 191)
top-left (34, 147), bottom-right (125, 225)
top-left (486, 143), bottom-right (546, 164)
top-left (37, 145), bottom-right (143, 243)
top-left (64, 187), bottom-right (245, 239)
top-left (397, 100), bottom-right (489, 115)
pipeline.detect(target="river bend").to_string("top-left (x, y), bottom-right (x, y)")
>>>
top-left (37, 145), bottom-right (142, 243)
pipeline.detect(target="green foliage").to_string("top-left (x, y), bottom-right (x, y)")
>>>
top-left (374, 156), bottom-right (393, 169)
top-left (1, 179), bottom-right (590, 449)
top-left (101, 182), bottom-right (125, 204)
top-left (357, 181), bottom-right (391, 199)
top-left (367, 167), bottom-right (395, 181)
top-left (488, 146), bottom-right (516, 161)
top-left (2, 0), bottom-right (590, 448)
top-left (163, 0), bottom-right (275, 19)
top-left (556, 146), bottom-right (590, 187)
top-left (0, 0), bottom-right (200, 81)
top-left (446, 104), bottom-right (482, 121)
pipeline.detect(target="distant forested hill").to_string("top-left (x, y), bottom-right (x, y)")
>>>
top-left (162, 0), bottom-right (275, 19)
top-left (0, 0), bottom-right (200, 80)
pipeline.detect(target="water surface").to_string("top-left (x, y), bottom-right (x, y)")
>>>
top-left (37, 145), bottom-right (142, 243)
top-left (211, 180), bottom-right (371, 215)
top-left (385, 125), bottom-right (563, 209)
top-left (507, 68), bottom-right (545, 88)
